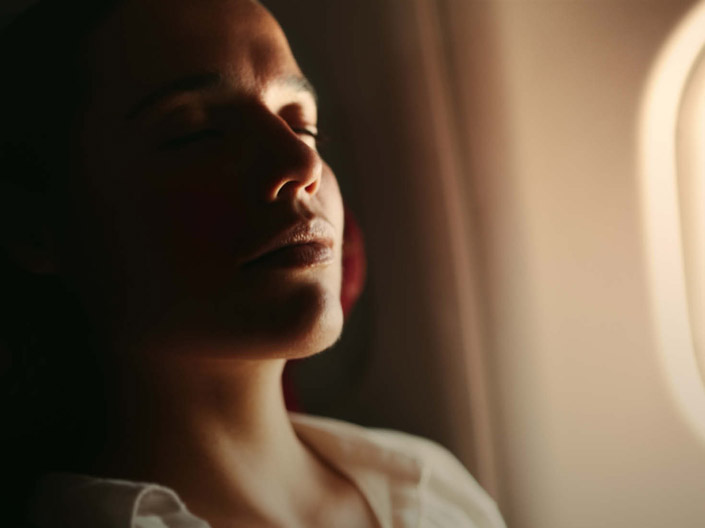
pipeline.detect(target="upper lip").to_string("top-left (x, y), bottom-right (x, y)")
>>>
top-left (241, 218), bottom-right (336, 266)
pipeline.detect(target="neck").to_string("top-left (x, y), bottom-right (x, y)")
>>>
top-left (94, 353), bottom-right (322, 523)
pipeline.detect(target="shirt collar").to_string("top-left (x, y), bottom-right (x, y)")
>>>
top-left (28, 414), bottom-right (426, 528)
top-left (28, 473), bottom-right (208, 528)
top-left (289, 413), bottom-right (425, 528)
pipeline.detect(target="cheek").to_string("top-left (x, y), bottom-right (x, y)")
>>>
top-left (107, 154), bottom-right (248, 266)
top-left (319, 166), bottom-right (345, 241)
top-left (144, 183), bottom-right (246, 259)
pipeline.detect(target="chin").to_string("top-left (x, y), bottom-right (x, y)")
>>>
top-left (291, 294), bottom-right (345, 359)
top-left (258, 283), bottom-right (345, 360)
top-left (175, 277), bottom-right (345, 360)
top-left (116, 271), bottom-right (345, 360)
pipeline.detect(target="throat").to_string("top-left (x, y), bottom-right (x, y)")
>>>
top-left (92, 356), bottom-right (377, 525)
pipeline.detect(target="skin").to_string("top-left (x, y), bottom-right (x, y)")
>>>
top-left (29, 0), bottom-right (378, 526)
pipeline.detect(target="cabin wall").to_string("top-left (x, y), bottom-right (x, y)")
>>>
top-left (444, 2), bottom-right (705, 527)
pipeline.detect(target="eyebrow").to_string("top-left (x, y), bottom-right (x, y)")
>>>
top-left (125, 72), bottom-right (318, 120)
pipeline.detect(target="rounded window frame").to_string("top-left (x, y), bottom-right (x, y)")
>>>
top-left (640, 0), bottom-right (705, 442)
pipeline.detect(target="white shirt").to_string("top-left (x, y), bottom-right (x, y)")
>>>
top-left (28, 413), bottom-right (506, 528)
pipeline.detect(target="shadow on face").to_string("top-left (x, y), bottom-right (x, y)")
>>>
top-left (47, 0), bottom-right (346, 361)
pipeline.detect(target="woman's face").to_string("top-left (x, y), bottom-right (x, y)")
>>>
top-left (57, 0), bottom-right (344, 359)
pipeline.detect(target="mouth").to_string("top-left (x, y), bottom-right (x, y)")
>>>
top-left (246, 241), bottom-right (334, 269)
top-left (242, 220), bottom-right (336, 270)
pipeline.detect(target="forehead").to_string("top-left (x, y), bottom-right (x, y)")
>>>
top-left (85, 0), bottom-right (301, 114)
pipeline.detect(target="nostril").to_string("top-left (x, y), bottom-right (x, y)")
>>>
top-left (269, 147), bottom-right (322, 201)
top-left (304, 179), bottom-right (319, 195)
top-left (271, 171), bottom-right (319, 201)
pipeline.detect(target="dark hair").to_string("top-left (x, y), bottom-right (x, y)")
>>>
top-left (0, 1), bottom-right (123, 522)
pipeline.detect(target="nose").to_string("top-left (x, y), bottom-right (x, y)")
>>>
top-left (254, 109), bottom-right (323, 203)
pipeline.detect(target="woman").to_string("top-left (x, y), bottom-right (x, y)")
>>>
top-left (0, 0), bottom-right (506, 526)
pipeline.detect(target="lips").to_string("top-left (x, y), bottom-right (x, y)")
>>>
top-left (242, 219), bottom-right (336, 269)
top-left (246, 241), bottom-right (334, 268)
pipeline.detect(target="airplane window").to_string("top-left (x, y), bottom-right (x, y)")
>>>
top-left (640, 0), bottom-right (705, 442)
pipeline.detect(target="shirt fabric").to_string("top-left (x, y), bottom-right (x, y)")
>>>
top-left (28, 413), bottom-right (507, 528)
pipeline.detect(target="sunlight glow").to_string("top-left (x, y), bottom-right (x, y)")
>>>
top-left (639, 0), bottom-right (705, 443)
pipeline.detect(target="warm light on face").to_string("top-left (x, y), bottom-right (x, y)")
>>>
top-left (640, 0), bottom-right (705, 444)
top-left (54, 0), bottom-right (345, 360)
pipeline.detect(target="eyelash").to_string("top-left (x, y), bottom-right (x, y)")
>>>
top-left (293, 127), bottom-right (327, 146)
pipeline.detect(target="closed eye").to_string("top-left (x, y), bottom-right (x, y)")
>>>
top-left (292, 127), bottom-right (328, 148)
top-left (292, 127), bottom-right (319, 139)
top-left (159, 129), bottom-right (224, 150)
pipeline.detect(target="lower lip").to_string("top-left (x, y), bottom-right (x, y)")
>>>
top-left (246, 242), bottom-right (334, 269)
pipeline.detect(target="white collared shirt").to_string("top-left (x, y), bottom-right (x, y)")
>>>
top-left (29, 414), bottom-right (506, 528)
